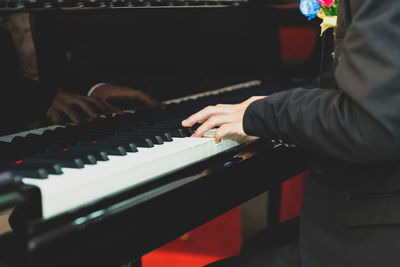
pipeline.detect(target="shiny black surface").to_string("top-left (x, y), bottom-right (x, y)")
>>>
top-left (0, 81), bottom-right (296, 180)
top-left (0, 0), bottom-right (272, 12)
top-left (0, 139), bottom-right (306, 267)
top-left (0, 81), bottom-right (308, 266)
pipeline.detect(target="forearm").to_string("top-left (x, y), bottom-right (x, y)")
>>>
top-left (243, 0), bottom-right (400, 164)
top-left (243, 87), bottom-right (400, 163)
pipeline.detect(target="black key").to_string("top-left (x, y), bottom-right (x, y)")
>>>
top-left (88, 118), bottom-right (135, 131)
top-left (41, 131), bottom-right (92, 144)
top-left (163, 118), bottom-right (189, 124)
top-left (72, 144), bottom-right (127, 156)
top-left (26, 133), bottom-right (78, 147)
top-left (15, 162), bottom-right (63, 175)
top-left (53, 127), bottom-right (105, 139)
top-left (83, 140), bottom-right (138, 153)
top-left (0, 141), bottom-right (26, 162)
top-left (143, 127), bottom-right (187, 138)
top-left (39, 151), bottom-right (97, 165)
top-left (11, 136), bottom-right (61, 151)
top-left (150, 132), bottom-right (173, 142)
top-left (22, 157), bottom-right (85, 169)
top-left (79, 121), bottom-right (125, 134)
top-left (113, 133), bottom-right (163, 145)
top-left (77, 123), bottom-right (115, 135)
top-left (139, 134), bottom-right (163, 145)
top-left (118, 130), bottom-right (173, 142)
top-left (184, 127), bottom-right (195, 135)
top-left (153, 121), bottom-right (183, 127)
top-left (154, 122), bottom-right (195, 136)
top-left (63, 149), bottom-right (109, 161)
top-left (9, 167), bottom-right (48, 179)
top-left (102, 136), bottom-right (154, 148)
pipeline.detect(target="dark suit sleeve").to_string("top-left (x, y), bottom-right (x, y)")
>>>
top-left (243, 0), bottom-right (400, 163)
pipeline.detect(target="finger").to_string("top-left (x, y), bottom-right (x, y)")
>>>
top-left (125, 90), bottom-right (160, 108)
top-left (85, 97), bottom-right (112, 116)
top-left (102, 101), bottom-right (123, 115)
top-left (58, 101), bottom-right (83, 125)
top-left (214, 123), bottom-right (234, 143)
top-left (191, 114), bottom-right (233, 138)
top-left (182, 106), bottom-right (221, 127)
top-left (71, 97), bottom-right (98, 118)
top-left (47, 108), bottom-right (63, 124)
top-left (113, 89), bottom-right (159, 108)
top-left (135, 91), bottom-right (160, 108)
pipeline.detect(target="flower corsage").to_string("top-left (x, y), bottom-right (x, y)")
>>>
top-left (300, 0), bottom-right (339, 36)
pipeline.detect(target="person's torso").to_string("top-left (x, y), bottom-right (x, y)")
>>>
top-left (300, 1), bottom-right (400, 266)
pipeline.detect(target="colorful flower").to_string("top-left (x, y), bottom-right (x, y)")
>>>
top-left (301, 0), bottom-right (339, 35)
top-left (318, 0), bottom-right (334, 8)
top-left (300, 0), bottom-right (321, 20)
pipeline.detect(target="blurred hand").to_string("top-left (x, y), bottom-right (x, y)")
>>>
top-left (182, 96), bottom-right (267, 143)
top-left (90, 84), bottom-right (161, 111)
top-left (47, 90), bottom-right (111, 125)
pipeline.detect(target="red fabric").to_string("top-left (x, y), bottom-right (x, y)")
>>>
top-left (143, 169), bottom-right (308, 267)
top-left (143, 251), bottom-right (226, 267)
top-left (143, 207), bottom-right (242, 267)
top-left (279, 171), bottom-right (308, 222)
top-left (279, 26), bottom-right (317, 62)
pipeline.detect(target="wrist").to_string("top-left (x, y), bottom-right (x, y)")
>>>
top-left (88, 83), bottom-right (108, 96)
top-left (246, 96), bottom-right (267, 105)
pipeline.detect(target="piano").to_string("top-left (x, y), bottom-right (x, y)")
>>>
top-left (0, 1), bottom-right (315, 266)
top-left (0, 0), bottom-right (299, 10)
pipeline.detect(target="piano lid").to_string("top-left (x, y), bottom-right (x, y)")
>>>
top-left (0, 0), bottom-right (297, 12)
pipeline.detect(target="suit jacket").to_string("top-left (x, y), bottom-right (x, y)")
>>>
top-left (243, 0), bottom-right (400, 266)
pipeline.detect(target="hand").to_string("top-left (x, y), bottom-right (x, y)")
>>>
top-left (47, 90), bottom-right (111, 125)
top-left (90, 84), bottom-right (160, 111)
top-left (182, 96), bottom-right (267, 143)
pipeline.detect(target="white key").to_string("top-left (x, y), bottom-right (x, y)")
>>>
top-left (6, 80), bottom-right (262, 219)
top-left (22, 135), bottom-right (252, 219)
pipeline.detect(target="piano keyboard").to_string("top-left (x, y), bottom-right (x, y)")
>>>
top-left (0, 80), bottom-right (262, 219)
top-left (0, 80), bottom-right (260, 143)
